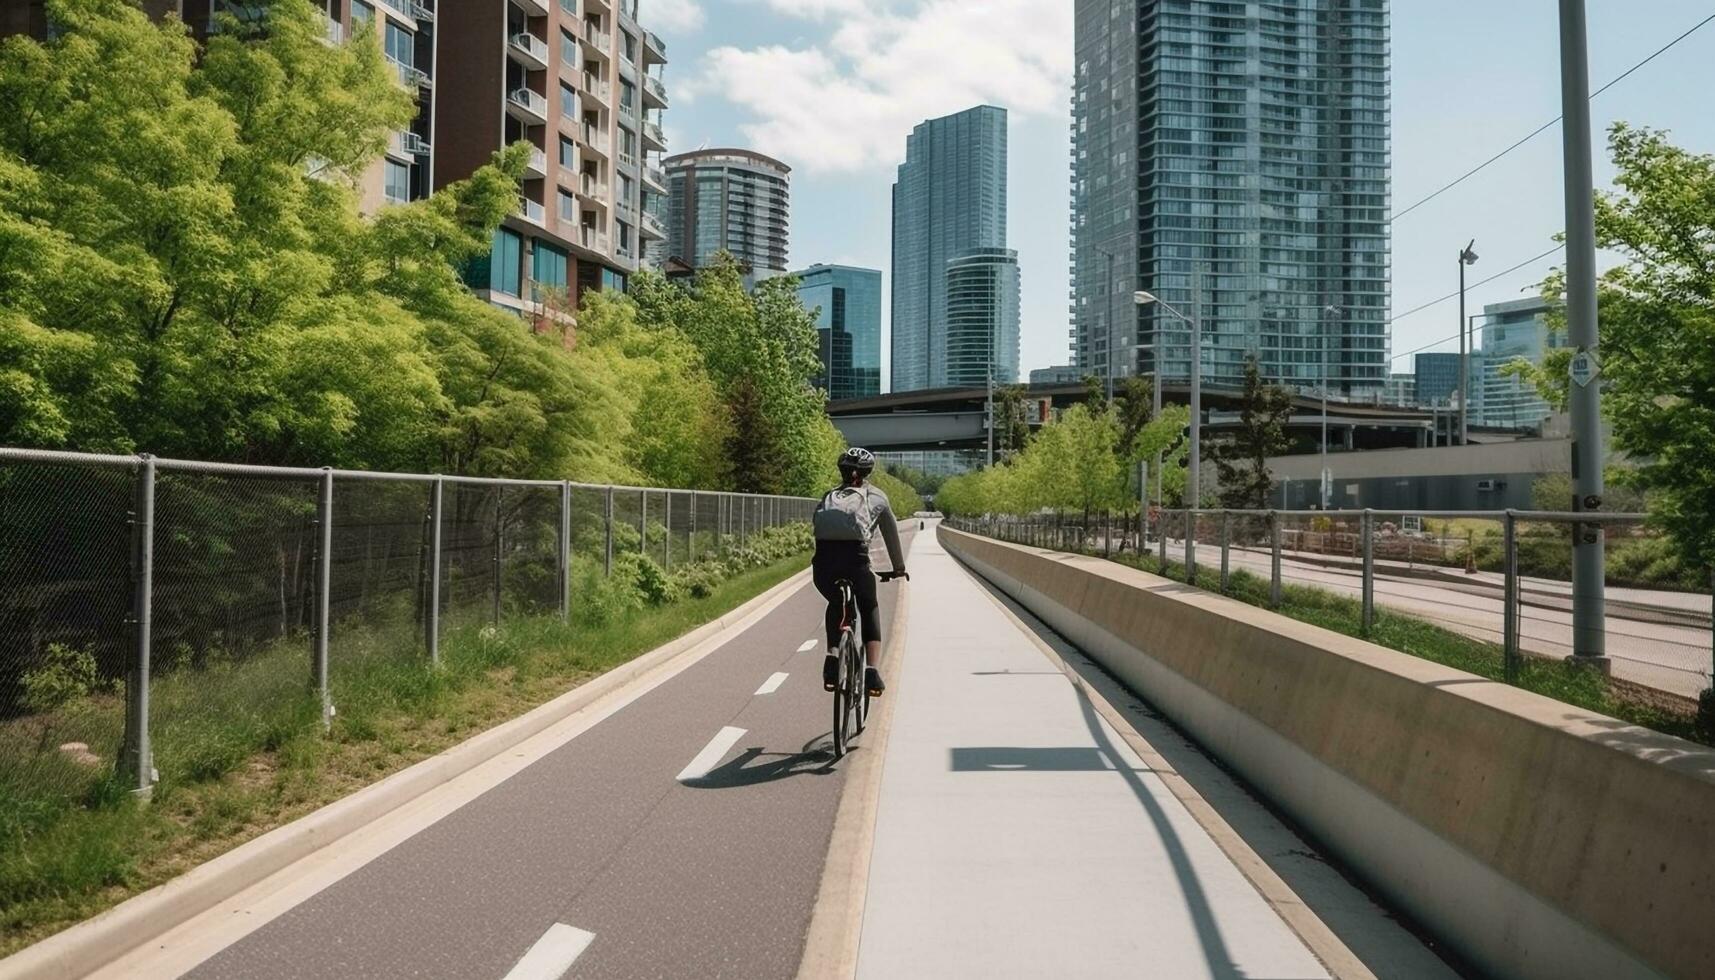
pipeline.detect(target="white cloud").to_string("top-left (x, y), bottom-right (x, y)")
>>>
top-left (646, 0), bottom-right (705, 33)
top-left (759, 0), bottom-right (871, 18)
top-left (689, 0), bottom-right (1071, 173)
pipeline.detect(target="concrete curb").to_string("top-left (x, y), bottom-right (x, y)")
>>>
top-left (0, 566), bottom-right (814, 980)
top-left (796, 556), bottom-right (915, 980)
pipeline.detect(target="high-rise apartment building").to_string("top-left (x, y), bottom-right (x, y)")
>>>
top-left (441, 0), bottom-right (670, 312)
top-left (1474, 296), bottom-right (1563, 430)
top-left (891, 105), bottom-right (1010, 392)
top-left (944, 248), bottom-right (1020, 388)
top-left (1070, 0), bottom-right (1391, 396)
top-left (5, 0), bottom-right (672, 312)
top-left (795, 264), bottom-right (882, 400)
top-left (662, 149), bottom-right (791, 279)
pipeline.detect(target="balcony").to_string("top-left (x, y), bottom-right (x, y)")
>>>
top-left (516, 0), bottom-right (550, 14)
top-left (377, 0), bottom-right (412, 17)
top-left (579, 20), bottom-right (611, 57)
top-left (642, 73), bottom-right (667, 108)
top-left (643, 165), bottom-right (668, 193)
top-left (409, 1), bottom-right (433, 22)
top-left (617, 146), bottom-right (636, 169)
top-left (616, 198), bottom-right (634, 219)
top-left (578, 225), bottom-right (611, 255)
top-left (641, 119), bottom-right (666, 151)
top-left (509, 32), bottom-right (549, 70)
top-left (639, 209), bottom-right (666, 240)
top-left (401, 131), bottom-right (432, 156)
top-left (618, 100), bottom-right (636, 125)
top-left (387, 57), bottom-right (429, 89)
top-left (507, 87), bottom-right (548, 123)
top-left (643, 29), bottom-right (666, 63)
top-left (518, 196), bottom-right (545, 226)
top-left (582, 126), bottom-right (610, 156)
top-left (582, 73), bottom-right (611, 107)
top-left (578, 173), bottom-right (610, 202)
top-left (525, 145), bottom-right (547, 178)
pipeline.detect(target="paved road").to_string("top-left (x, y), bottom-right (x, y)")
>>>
top-left (1133, 536), bottom-right (1712, 698)
top-left (86, 522), bottom-right (1454, 979)
top-left (176, 536), bottom-right (911, 980)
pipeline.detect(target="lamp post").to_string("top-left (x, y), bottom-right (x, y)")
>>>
top-left (1137, 281), bottom-right (1200, 507)
top-left (1457, 240), bottom-right (1479, 445)
top-left (1320, 304), bottom-right (1343, 509)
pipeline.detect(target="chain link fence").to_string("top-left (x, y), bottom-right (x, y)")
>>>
top-left (953, 507), bottom-right (1715, 704)
top-left (0, 447), bottom-right (813, 813)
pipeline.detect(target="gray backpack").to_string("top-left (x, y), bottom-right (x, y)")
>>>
top-left (813, 486), bottom-right (871, 542)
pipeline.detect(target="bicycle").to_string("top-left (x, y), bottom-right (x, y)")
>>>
top-left (830, 570), bottom-right (906, 760)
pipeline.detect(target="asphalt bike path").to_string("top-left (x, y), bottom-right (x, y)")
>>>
top-left (856, 530), bottom-right (1334, 979)
top-left (171, 534), bottom-right (912, 980)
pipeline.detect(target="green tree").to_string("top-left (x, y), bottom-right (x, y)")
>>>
top-left (994, 384), bottom-right (1033, 459)
top-left (1212, 357), bottom-right (1293, 509)
top-left (1512, 124), bottom-right (1715, 569)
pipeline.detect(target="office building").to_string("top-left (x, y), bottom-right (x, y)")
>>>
top-left (1030, 365), bottom-right (1085, 385)
top-left (442, 0), bottom-right (670, 314)
top-left (663, 149), bottom-right (791, 279)
top-left (1380, 372), bottom-right (1415, 407)
top-left (891, 105), bottom-right (1010, 391)
top-left (1413, 352), bottom-right (1460, 407)
top-left (944, 248), bottom-right (1020, 388)
top-left (1474, 296), bottom-right (1563, 430)
top-left (1069, 0), bottom-right (1391, 395)
top-left (796, 264), bottom-right (882, 400)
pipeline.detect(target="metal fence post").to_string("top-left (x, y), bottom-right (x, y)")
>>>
top-left (639, 490), bottom-right (648, 555)
top-left (558, 481), bottom-right (571, 623)
top-left (689, 490), bottom-right (698, 564)
top-left (122, 454), bottom-right (156, 796)
top-left (1269, 510), bottom-right (1283, 607)
top-left (1157, 509), bottom-right (1167, 572)
top-left (1361, 509), bottom-right (1375, 635)
top-left (427, 477), bottom-right (443, 663)
top-left (1503, 510), bottom-right (1520, 683)
top-left (1219, 510), bottom-right (1230, 593)
top-left (315, 467), bottom-right (334, 729)
top-left (663, 491), bottom-right (672, 570)
top-left (1185, 510), bottom-right (1197, 581)
top-left (603, 485), bottom-right (614, 577)
top-left (492, 486), bottom-right (504, 625)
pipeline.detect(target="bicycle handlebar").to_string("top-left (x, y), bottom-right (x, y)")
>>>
top-left (878, 570), bottom-right (909, 583)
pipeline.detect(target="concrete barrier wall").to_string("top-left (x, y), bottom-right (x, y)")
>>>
top-left (940, 527), bottom-right (1715, 980)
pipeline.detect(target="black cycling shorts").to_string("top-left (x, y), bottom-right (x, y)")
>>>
top-left (812, 541), bottom-right (881, 648)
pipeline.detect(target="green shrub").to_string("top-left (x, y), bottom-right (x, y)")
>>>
top-left (20, 645), bottom-right (100, 714)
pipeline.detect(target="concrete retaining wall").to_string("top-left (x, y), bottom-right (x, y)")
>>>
top-left (940, 527), bottom-right (1715, 980)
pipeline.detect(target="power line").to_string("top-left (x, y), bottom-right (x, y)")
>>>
top-left (1390, 11), bottom-right (1715, 224)
top-left (1387, 243), bottom-right (1566, 363)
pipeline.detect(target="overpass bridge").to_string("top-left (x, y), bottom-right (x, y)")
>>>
top-left (828, 381), bottom-right (1444, 455)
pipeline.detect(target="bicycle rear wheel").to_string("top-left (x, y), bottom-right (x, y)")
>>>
top-left (832, 631), bottom-right (854, 758)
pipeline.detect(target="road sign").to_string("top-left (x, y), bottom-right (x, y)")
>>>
top-left (1569, 350), bottom-right (1601, 388)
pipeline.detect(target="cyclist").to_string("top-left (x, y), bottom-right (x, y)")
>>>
top-left (813, 447), bottom-right (907, 697)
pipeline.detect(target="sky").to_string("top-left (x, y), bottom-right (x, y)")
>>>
top-left (644, 0), bottom-right (1715, 389)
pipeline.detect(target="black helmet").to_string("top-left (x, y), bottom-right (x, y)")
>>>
top-left (838, 447), bottom-right (876, 476)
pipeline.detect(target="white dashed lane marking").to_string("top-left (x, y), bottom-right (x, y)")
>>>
top-left (796, 639), bottom-right (818, 653)
top-left (676, 727), bottom-right (748, 783)
top-left (754, 672), bottom-right (789, 695)
top-left (502, 923), bottom-right (595, 980)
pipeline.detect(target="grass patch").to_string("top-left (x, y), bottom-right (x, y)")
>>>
top-left (1100, 549), bottom-right (1706, 745)
top-left (0, 548), bottom-right (808, 957)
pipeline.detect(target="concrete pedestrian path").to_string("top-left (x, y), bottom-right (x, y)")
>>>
top-left (856, 530), bottom-right (1333, 980)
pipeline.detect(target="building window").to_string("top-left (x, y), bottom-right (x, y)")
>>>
top-left (620, 79), bottom-right (635, 110)
top-left (561, 29), bottom-right (578, 69)
top-left (559, 136), bottom-right (576, 168)
top-left (558, 189), bottom-right (577, 220)
top-left (617, 221), bottom-right (631, 250)
top-left (560, 82), bottom-right (576, 118)
top-left (384, 160), bottom-right (410, 203)
top-left (622, 31), bottom-right (636, 62)
top-left (490, 227), bottom-right (523, 296)
top-left (619, 173), bottom-right (633, 200)
top-left (384, 22), bottom-right (412, 66)
top-left (532, 241), bottom-right (568, 296)
top-left (353, 1), bottom-right (373, 24)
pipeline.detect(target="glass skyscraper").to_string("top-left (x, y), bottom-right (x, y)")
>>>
top-left (796, 264), bottom-right (883, 400)
top-left (945, 248), bottom-right (1020, 388)
top-left (1474, 296), bottom-right (1563, 430)
top-left (891, 105), bottom-right (1012, 391)
top-left (1070, 0), bottom-right (1391, 396)
top-left (664, 148), bottom-right (791, 279)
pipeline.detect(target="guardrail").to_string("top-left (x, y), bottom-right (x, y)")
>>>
top-left (950, 507), bottom-right (1714, 700)
top-left (0, 446), bottom-right (814, 800)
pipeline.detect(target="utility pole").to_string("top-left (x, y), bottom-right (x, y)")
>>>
top-left (1559, 0), bottom-right (1606, 663)
top-left (1457, 240), bottom-right (1478, 445)
top-left (1188, 264), bottom-right (1203, 508)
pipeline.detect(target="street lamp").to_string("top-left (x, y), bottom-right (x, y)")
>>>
top-left (1457, 240), bottom-right (1479, 445)
top-left (1320, 305), bottom-right (1343, 509)
top-left (1137, 274), bottom-right (1202, 508)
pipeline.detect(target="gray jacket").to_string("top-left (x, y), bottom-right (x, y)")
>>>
top-left (813, 484), bottom-right (906, 572)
